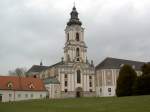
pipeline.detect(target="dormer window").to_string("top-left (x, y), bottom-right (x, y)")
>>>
top-left (76, 33), bottom-right (80, 41)
top-left (29, 83), bottom-right (35, 89)
top-left (7, 82), bottom-right (13, 89)
top-left (120, 64), bottom-right (124, 68)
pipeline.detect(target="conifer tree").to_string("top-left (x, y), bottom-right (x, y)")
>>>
top-left (116, 64), bottom-right (137, 97)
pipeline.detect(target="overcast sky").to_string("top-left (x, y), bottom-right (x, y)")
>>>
top-left (0, 0), bottom-right (150, 75)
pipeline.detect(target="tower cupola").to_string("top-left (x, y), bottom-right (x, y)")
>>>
top-left (67, 6), bottom-right (82, 26)
top-left (64, 5), bottom-right (87, 63)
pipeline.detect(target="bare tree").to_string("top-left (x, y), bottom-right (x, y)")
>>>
top-left (9, 67), bottom-right (27, 77)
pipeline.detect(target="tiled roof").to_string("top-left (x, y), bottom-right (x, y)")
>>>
top-left (0, 76), bottom-right (46, 91)
top-left (96, 57), bottom-right (145, 70)
top-left (43, 77), bottom-right (60, 84)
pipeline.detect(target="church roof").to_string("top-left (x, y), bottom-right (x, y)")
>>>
top-left (96, 57), bottom-right (145, 70)
top-left (48, 61), bottom-right (64, 68)
top-left (27, 65), bottom-right (49, 74)
top-left (0, 76), bottom-right (46, 91)
top-left (27, 61), bottom-right (64, 75)
top-left (43, 77), bottom-right (60, 84)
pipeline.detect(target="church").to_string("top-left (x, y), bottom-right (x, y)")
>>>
top-left (27, 6), bottom-right (146, 98)
top-left (28, 6), bottom-right (95, 98)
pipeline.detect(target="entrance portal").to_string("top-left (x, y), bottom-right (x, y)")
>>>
top-left (76, 87), bottom-right (83, 98)
top-left (76, 91), bottom-right (81, 97)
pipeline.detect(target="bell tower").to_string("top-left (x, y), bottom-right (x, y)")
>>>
top-left (64, 6), bottom-right (87, 63)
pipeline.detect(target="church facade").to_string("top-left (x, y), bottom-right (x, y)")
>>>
top-left (28, 6), bottom-right (95, 98)
top-left (27, 6), bottom-right (146, 98)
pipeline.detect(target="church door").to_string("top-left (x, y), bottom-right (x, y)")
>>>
top-left (76, 87), bottom-right (83, 98)
top-left (76, 91), bottom-right (81, 98)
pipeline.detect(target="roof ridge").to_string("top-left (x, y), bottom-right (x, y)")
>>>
top-left (106, 57), bottom-right (145, 63)
top-left (96, 57), bottom-right (145, 70)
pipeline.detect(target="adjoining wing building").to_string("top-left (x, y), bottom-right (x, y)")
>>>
top-left (0, 76), bottom-right (47, 102)
top-left (95, 57), bottom-right (144, 97)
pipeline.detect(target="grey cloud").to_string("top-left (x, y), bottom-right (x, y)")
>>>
top-left (0, 0), bottom-right (150, 74)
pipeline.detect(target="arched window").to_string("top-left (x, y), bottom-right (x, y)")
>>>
top-left (76, 48), bottom-right (80, 57)
top-left (7, 82), bottom-right (13, 89)
top-left (77, 70), bottom-right (81, 83)
top-left (76, 33), bottom-right (80, 41)
top-left (67, 33), bottom-right (69, 41)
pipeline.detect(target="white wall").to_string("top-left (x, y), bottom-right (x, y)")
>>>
top-left (96, 86), bottom-right (116, 97)
top-left (0, 90), bottom-right (47, 102)
top-left (96, 69), bottom-right (119, 97)
top-left (45, 84), bottom-right (61, 99)
top-left (96, 68), bottom-right (142, 97)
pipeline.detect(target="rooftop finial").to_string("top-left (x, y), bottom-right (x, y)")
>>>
top-left (40, 59), bottom-right (43, 66)
top-left (67, 1), bottom-right (82, 26)
top-left (73, 1), bottom-right (75, 8)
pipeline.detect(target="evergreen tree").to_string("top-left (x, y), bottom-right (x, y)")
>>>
top-left (141, 63), bottom-right (150, 76)
top-left (133, 63), bottom-right (150, 95)
top-left (116, 64), bottom-right (137, 97)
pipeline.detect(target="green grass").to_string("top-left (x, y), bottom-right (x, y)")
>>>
top-left (0, 95), bottom-right (150, 112)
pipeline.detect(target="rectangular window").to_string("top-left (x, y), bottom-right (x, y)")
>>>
top-left (18, 94), bottom-right (21, 98)
top-left (89, 89), bottom-right (93, 92)
top-left (100, 88), bottom-right (102, 93)
top-left (40, 94), bottom-right (42, 98)
top-left (108, 88), bottom-right (111, 92)
top-left (9, 94), bottom-right (12, 98)
top-left (89, 82), bottom-right (92, 87)
top-left (65, 81), bottom-right (68, 87)
top-left (89, 76), bottom-right (92, 79)
top-left (64, 89), bottom-right (68, 93)
top-left (64, 74), bottom-right (67, 78)
top-left (31, 94), bottom-right (33, 98)
top-left (25, 94), bottom-right (28, 98)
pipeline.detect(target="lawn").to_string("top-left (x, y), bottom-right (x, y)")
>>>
top-left (0, 95), bottom-right (150, 112)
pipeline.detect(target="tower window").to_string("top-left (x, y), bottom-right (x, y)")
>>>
top-left (77, 70), bottom-right (81, 83)
top-left (65, 81), bottom-right (68, 87)
top-left (76, 33), bottom-right (80, 41)
top-left (76, 48), bottom-right (80, 57)
top-left (67, 33), bottom-right (69, 41)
